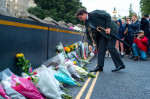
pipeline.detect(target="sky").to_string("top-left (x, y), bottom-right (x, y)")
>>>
top-left (80, 0), bottom-right (141, 17)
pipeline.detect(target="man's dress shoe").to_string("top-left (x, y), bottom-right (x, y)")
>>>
top-left (111, 66), bottom-right (125, 72)
top-left (90, 66), bottom-right (103, 72)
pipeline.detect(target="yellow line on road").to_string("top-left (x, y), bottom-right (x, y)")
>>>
top-left (85, 71), bottom-right (100, 99)
top-left (75, 72), bottom-right (94, 99)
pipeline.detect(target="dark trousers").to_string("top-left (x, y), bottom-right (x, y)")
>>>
top-left (146, 36), bottom-right (150, 54)
top-left (97, 35), bottom-right (125, 68)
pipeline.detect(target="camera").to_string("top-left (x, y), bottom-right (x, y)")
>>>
top-left (134, 34), bottom-right (139, 38)
top-left (134, 32), bottom-right (139, 38)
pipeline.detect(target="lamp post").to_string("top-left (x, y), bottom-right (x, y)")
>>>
top-left (113, 7), bottom-right (117, 21)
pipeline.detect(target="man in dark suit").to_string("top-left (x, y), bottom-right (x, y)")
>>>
top-left (76, 9), bottom-right (125, 72)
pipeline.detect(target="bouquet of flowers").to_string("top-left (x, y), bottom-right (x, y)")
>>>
top-left (64, 47), bottom-right (71, 54)
top-left (74, 65), bottom-right (96, 78)
top-left (64, 59), bottom-right (85, 81)
top-left (16, 53), bottom-right (31, 75)
top-left (0, 69), bottom-right (27, 99)
top-left (58, 65), bottom-right (75, 82)
top-left (35, 65), bottom-right (63, 99)
top-left (11, 74), bottom-right (44, 99)
top-left (0, 85), bottom-right (10, 99)
top-left (64, 60), bottom-right (95, 78)
top-left (51, 69), bottom-right (81, 87)
top-left (56, 42), bottom-right (64, 53)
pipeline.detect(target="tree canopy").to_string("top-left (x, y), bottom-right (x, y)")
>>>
top-left (28, 0), bottom-right (86, 25)
top-left (140, 0), bottom-right (150, 15)
top-left (129, 4), bottom-right (135, 18)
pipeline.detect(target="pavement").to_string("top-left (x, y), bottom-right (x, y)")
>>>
top-left (66, 56), bottom-right (150, 99)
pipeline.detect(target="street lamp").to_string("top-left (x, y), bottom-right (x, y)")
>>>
top-left (113, 7), bottom-right (117, 21)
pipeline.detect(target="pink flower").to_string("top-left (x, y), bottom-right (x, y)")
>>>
top-left (69, 27), bottom-right (74, 30)
top-left (27, 77), bottom-right (31, 81)
top-left (33, 72), bottom-right (37, 75)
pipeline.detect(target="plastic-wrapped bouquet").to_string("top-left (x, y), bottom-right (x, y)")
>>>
top-left (65, 60), bottom-right (95, 78)
top-left (64, 59), bottom-right (85, 81)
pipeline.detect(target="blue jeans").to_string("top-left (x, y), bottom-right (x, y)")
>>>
top-left (132, 43), bottom-right (147, 60)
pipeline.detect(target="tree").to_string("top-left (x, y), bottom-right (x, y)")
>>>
top-left (129, 3), bottom-right (135, 18)
top-left (140, 0), bottom-right (150, 15)
top-left (27, 0), bottom-right (85, 25)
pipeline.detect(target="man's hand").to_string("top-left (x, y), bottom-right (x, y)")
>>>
top-left (128, 21), bottom-right (131, 24)
top-left (89, 45), bottom-right (93, 52)
top-left (137, 35), bottom-right (141, 40)
top-left (105, 28), bottom-right (111, 34)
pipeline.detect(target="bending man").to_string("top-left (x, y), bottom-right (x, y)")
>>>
top-left (76, 9), bottom-right (125, 72)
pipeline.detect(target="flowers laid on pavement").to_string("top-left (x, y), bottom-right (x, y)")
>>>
top-left (16, 53), bottom-right (31, 75)
top-left (0, 41), bottom-right (94, 99)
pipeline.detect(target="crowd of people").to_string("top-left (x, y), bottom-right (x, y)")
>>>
top-left (109, 14), bottom-right (150, 61)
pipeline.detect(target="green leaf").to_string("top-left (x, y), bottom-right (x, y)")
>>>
top-left (21, 66), bottom-right (25, 70)
top-left (28, 0), bottom-right (85, 25)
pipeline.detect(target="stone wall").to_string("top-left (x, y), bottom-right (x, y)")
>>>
top-left (3, 0), bottom-right (84, 30)
top-left (5, 0), bottom-right (28, 16)
top-left (28, 0), bottom-right (36, 8)
top-left (0, 0), bottom-right (11, 16)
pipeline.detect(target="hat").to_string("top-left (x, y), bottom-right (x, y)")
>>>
top-left (139, 30), bottom-right (144, 33)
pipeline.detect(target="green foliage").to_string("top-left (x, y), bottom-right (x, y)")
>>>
top-left (140, 0), bottom-right (150, 15)
top-left (122, 16), bottom-right (127, 20)
top-left (129, 3), bottom-right (135, 18)
top-left (27, 0), bottom-right (86, 24)
top-left (16, 56), bottom-right (31, 75)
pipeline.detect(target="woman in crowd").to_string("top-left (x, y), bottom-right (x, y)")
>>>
top-left (116, 19), bottom-right (125, 57)
top-left (127, 14), bottom-right (140, 58)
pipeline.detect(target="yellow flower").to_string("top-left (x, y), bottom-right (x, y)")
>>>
top-left (84, 43), bottom-right (87, 45)
top-left (20, 53), bottom-right (24, 57)
top-left (84, 58), bottom-right (86, 60)
top-left (75, 45), bottom-right (77, 48)
top-left (65, 47), bottom-right (70, 53)
top-left (73, 61), bottom-right (76, 65)
top-left (16, 53), bottom-right (24, 58)
top-left (69, 45), bottom-right (75, 51)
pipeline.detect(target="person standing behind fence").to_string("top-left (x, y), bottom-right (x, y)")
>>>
top-left (116, 19), bottom-right (125, 58)
top-left (127, 14), bottom-right (140, 58)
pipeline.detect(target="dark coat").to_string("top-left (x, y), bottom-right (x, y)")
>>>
top-left (128, 20), bottom-right (140, 37)
top-left (85, 10), bottom-right (119, 46)
top-left (117, 19), bottom-right (125, 39)
top-left (140, 18), bottom-right (150, 36)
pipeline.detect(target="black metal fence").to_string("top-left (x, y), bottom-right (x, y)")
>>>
top-left (0, 14), bottom-right (82, 74)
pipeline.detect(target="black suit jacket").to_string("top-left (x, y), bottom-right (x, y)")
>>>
top-left (85, 10), bottom-right (119, 45)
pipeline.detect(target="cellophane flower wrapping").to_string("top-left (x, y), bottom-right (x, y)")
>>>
top-left (64, 59), bottom-right (88, 76)
top-left (0, 69), bottom-right (26, 99)
top-left (0, 85), bottom-right (10, 99)
top-left (56, 42), bottom-right (64, 53)
top-left (42, 54), bottom-right (61, 67)
top-left (59, 65), bottom-right (75, 81)
top-left (64, 59), bottom-right (81, 78)
top-left (36, 65), bottom-right (62, 99)
top-left (78, 42), bottom-right (83, 58)
top-left (82, 43), bottom-right (85, 58)
top-left (0, 95), bottom-right (5, 99)
top-left (52, 69), bottom-right (77, 86)
top-left (84, 43), bottom-right (89, 58)
top-left (11, 74), bottom-right (44, 99)
top-left (43, 53), bottom-right (67, 67)
top-left (67, 52), bottom-right (82, 67)
top-left (74, 65), bottom-right (88, 76)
